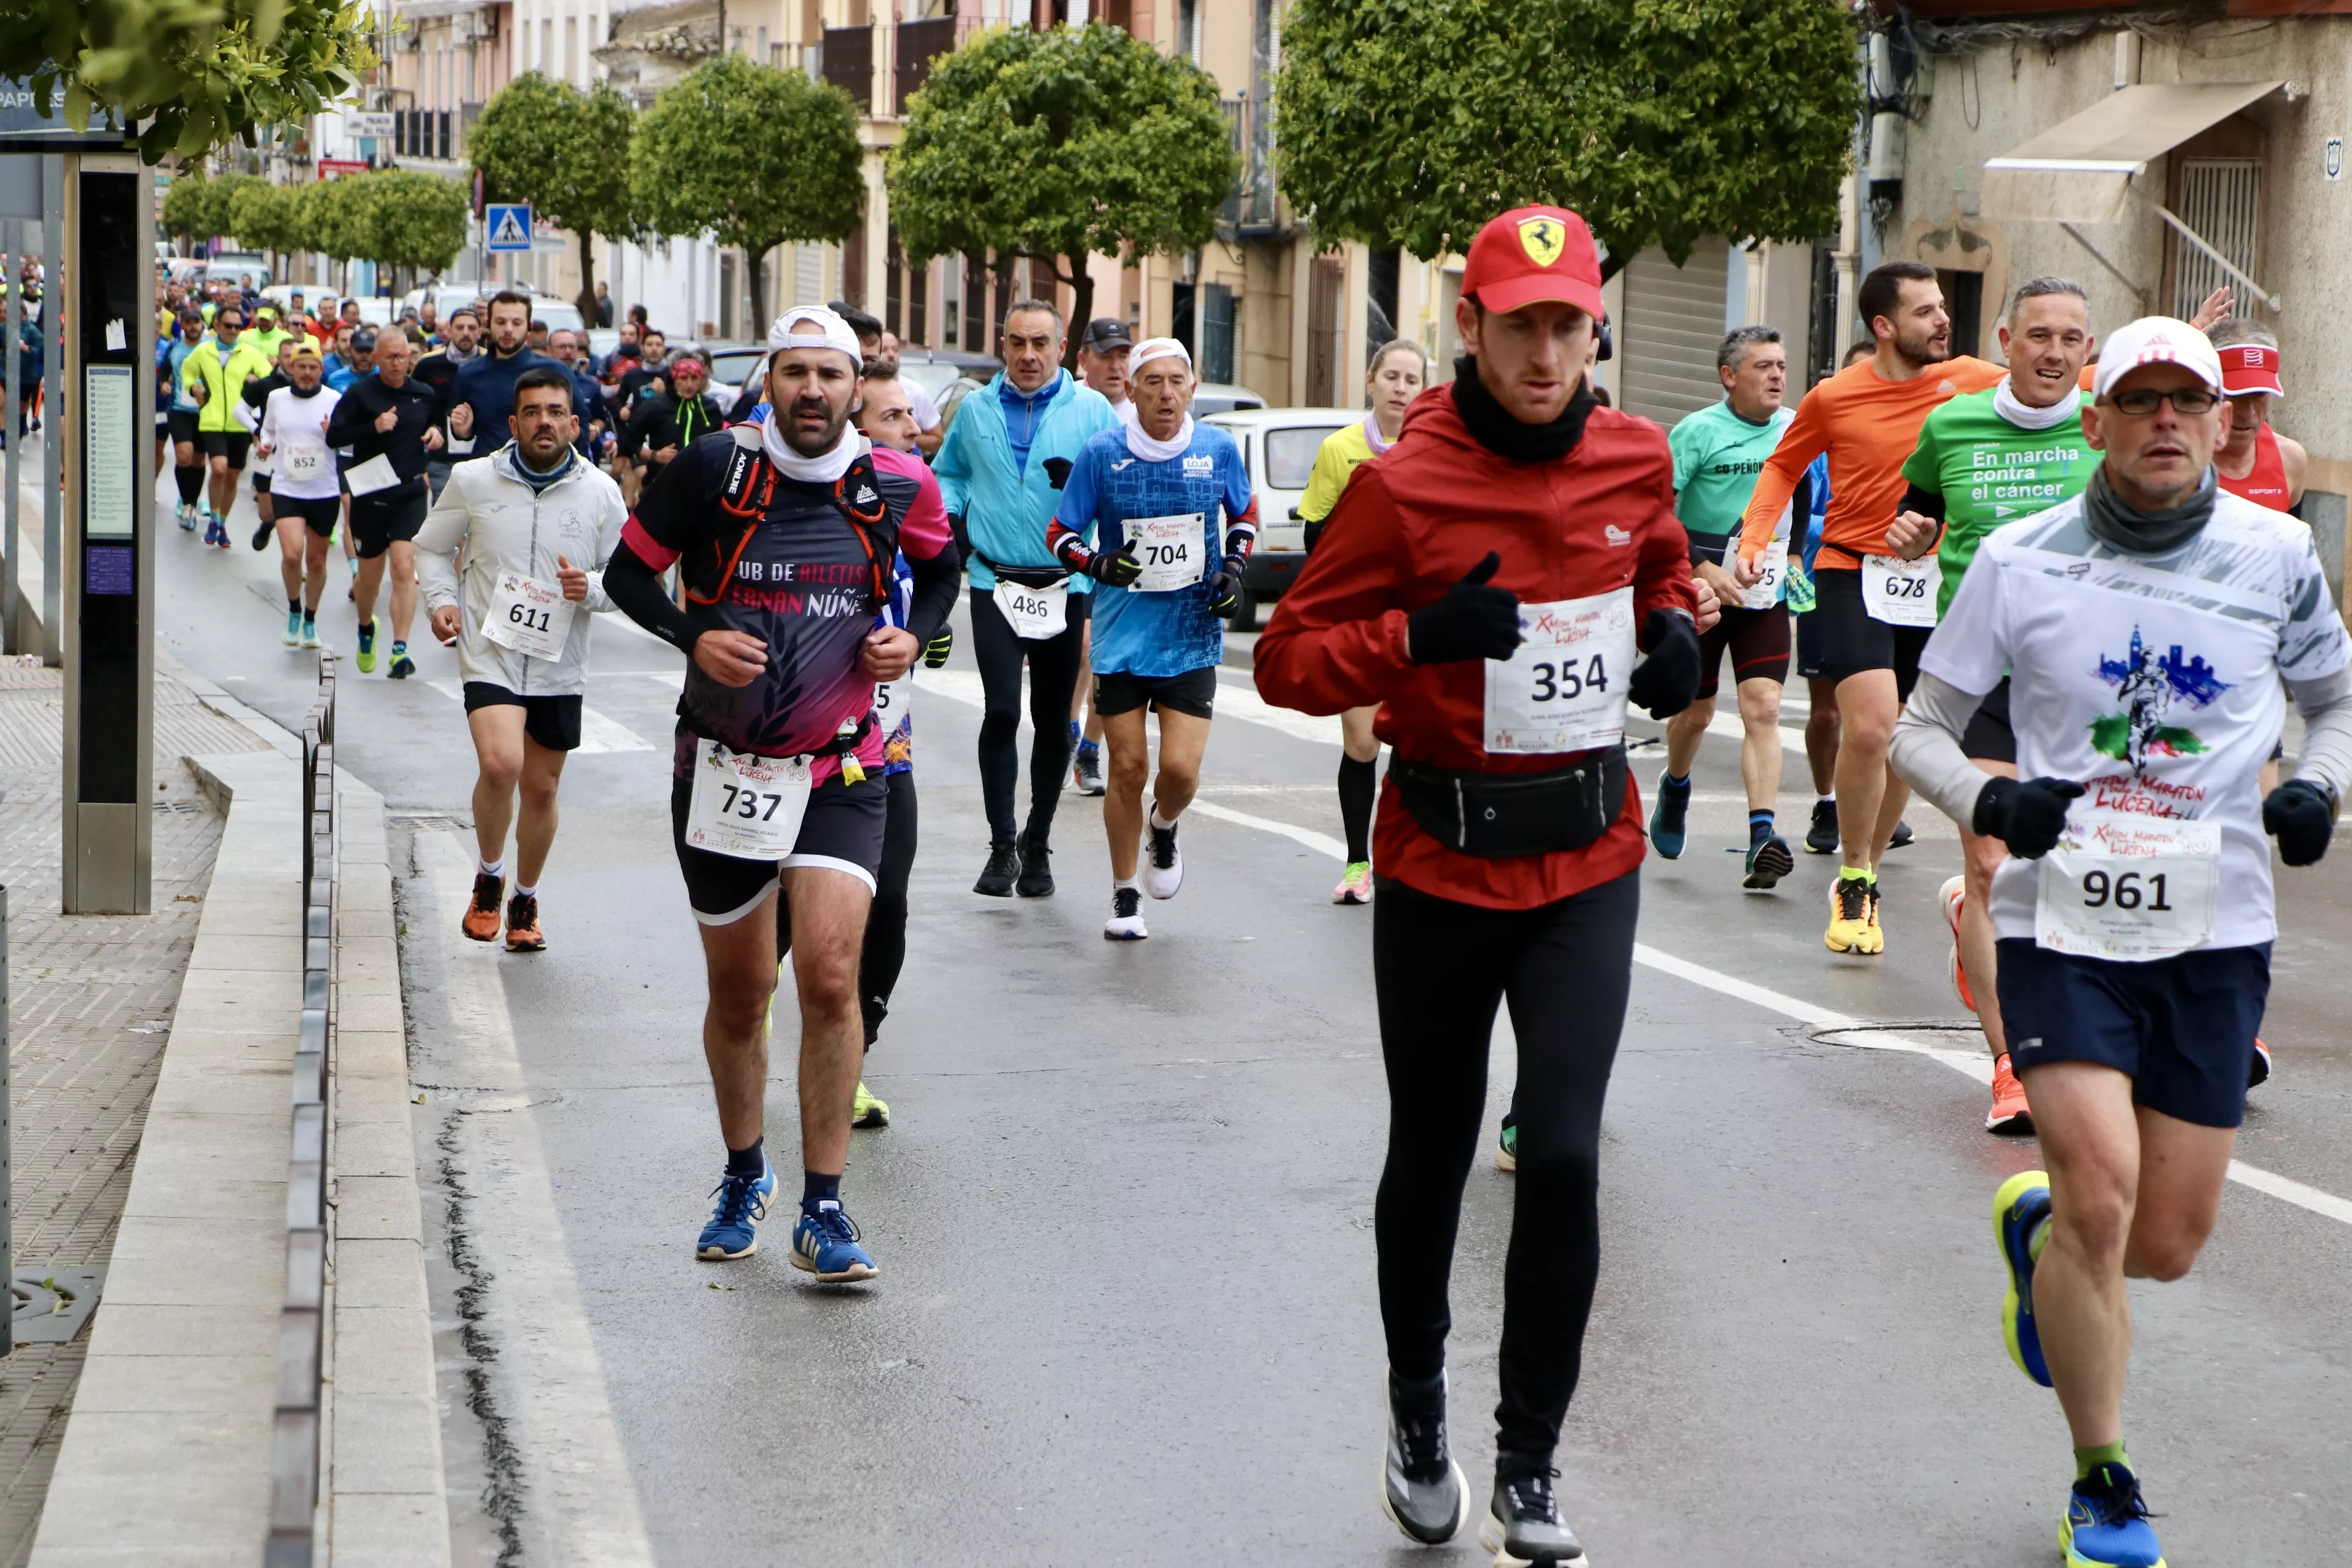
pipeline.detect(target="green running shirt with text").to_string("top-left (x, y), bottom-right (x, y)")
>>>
top-left (1901, 388), bottom-right (2095, 618)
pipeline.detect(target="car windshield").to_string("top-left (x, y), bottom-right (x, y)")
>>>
top-left (707, 349), bottom-right (766, 387)
top-left (896, 361), bottom-right (962, 400)
top-left (1266, 425), bottom-right (1345, 490)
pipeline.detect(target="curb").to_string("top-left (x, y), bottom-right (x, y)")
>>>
top-left (25, 675), bottom-right (448, 1563)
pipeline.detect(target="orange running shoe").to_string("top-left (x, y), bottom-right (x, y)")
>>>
top-left (461, 871), bottom-right (504, 942)
top-left (504, 891), bottom-right (545, 952)
top-left (2248, 1037), bottom-right (2272, 1089)
top-left (1987, 1051), bottom-right (2033, 1135)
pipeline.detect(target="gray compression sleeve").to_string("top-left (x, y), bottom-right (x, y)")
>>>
top-left (1890, 672), bottom-right (1995, 827)
top-left (2288, 664), bottom-right (2352, 805)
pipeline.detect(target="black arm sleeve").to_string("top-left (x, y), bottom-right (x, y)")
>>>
top-left (324, 388), bottom-right (372, 449)
top-left (903, 538), bottom-right (961, 647)
top-left (1900, 483), bottom-right (1948, 524)
top-left (604, 538), bottom-right (698, 651)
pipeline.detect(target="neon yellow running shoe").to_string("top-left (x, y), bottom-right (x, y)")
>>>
top-left (355, 616), bottom-right (380, 674)
top-left (1993, 1170), bottom-right (2054, 1387)
top-left (851, 1080), bottom-right (890, 1129)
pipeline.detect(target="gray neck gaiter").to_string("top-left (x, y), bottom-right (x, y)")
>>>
top-left (2083, 462), bottom-right (2216, 556)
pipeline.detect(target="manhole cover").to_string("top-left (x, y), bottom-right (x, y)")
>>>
top-left (12, 1267), bottom-right (106, 1345)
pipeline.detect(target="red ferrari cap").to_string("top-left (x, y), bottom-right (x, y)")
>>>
top-left (2218, 341), bottom-right (2286, 398)
top-left (1461, 206), bottom-right (1606, 319)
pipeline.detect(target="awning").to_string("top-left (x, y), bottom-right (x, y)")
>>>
top-left (1981, 81), bottom-right (2284, 224)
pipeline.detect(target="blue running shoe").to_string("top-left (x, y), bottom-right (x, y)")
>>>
top-left (1993, 1170), bottom-right (2054, 1387)
top-left (2063, 1461), bottom-right (2167, 1568)
top-left (695, 1159), bottom-right (775, 1261)
top-left (1648, 770), bottom-right (1690, 859)
top-left (790, 1201), bottom-right (878, 1283)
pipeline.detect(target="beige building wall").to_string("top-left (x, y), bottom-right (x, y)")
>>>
top-left (1890, 18), bottom-right (2350, 595)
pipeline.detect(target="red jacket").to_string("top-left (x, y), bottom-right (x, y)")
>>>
top-left (1253, 388), bottom-right (1696, 910)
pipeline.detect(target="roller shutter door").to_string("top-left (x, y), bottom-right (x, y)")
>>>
top-left (1618, 243), bottom-right (1730, 427)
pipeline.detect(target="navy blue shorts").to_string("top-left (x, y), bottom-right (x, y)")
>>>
top-left (1995, 939), bottom-right (2271, 1128)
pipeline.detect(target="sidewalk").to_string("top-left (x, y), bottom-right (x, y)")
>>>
top-left (0, 656), bottom-right (275, 1564)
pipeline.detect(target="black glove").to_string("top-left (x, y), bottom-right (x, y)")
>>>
top-left (1407, 551), bottom-right (1520, 665)
top-left (1040, 456), bottom-right (1073, 490)
top-left (1626, 609), bottom-right (1700, 720)
top-left (922, 625), bottom-right (953, 669)
top-left (1208, 557), bottom-right (1245, 618)
top-left (948, 512), bottom-right (972, 564)
top-left (1082, 543), bottom-right (1142, 588)
top-left (2263, 778), bottom-right (2337, 866)
top-left (1973, 775), bottom-right (2086, 859)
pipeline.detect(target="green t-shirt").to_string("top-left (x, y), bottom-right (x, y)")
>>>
top-left (1670, 400), bottom-right (1794, 558)
top-left (1902, 387), bottom-right (2095, 617)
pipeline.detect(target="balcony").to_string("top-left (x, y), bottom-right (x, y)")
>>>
top-left (894, 17), bottom-right (956, 114)
top-left (1219, 97), bottom-right (1278, 235)
top-left (822, 25), bottom-right (873, 109)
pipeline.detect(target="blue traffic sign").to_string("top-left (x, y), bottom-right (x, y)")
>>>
top-left (485, 202), bottom-right (533, 252)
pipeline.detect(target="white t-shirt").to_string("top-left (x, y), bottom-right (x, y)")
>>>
top-left (1920, 489), bottom-right (2352, 950)
top-left (259, 384), bottom-right (344, 501)
top-left (905, 377), bottom-right (941, 434)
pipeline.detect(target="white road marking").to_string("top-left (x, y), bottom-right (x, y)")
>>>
top-left (1201, 800), bottom-right (2352, 1231)
top-left (424, 678), bottom-right (656, 753)
top-left (414, 832), bottom-right (660, 1566)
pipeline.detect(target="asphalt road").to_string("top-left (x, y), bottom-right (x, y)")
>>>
top-left (159, 473), bottom-right (2352, 1567)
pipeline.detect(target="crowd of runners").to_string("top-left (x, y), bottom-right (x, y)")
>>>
top-left (150, 191), bottom-right (2348, 1567)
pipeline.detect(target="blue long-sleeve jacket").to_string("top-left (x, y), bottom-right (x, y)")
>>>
top-left (933, 371), bottom-right (1117, 592)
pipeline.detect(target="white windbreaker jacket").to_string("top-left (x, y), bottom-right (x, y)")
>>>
top-left (416, 444), bottom-right (629, 697)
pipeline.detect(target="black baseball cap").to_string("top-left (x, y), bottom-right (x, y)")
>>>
top-left (349, 328), bottom-right (378, 352)
top-left (1081, 317), bottom-right (1132, 352)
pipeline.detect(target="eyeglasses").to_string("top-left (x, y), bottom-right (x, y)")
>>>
top-left (2104, 386), bottom-right (2220, 416)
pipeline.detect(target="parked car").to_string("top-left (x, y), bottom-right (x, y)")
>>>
top-left (1193, 381), bottom-right (1266, 416)
top-left (1200, 406), bottom-right (1357, 629)
top-left (201, 253), bottom-right (272, 289)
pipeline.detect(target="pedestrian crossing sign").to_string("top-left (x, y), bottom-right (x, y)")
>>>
top-left (486, 203), bottom-right (533, 252)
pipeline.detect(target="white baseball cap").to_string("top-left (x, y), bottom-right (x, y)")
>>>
top-left (2090, 316), bottom-right (2223, 404)
top-left (767, 306), bottom-right (863, 365)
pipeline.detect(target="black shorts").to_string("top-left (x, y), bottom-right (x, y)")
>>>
top-left (1998, 939), bottom-right (2271, 1128)
top-left (1808, 567), bottom-right (1932, 700)
top-left (167, 409), bottom-right (201, 446)
top-left (277, 494), bottom-right (343, 539)
top-left (349, 484), bottom-right (427, 559)
top-left (463, 681), bottom-right (584, 752)
top-left (1962, 677), bottom-right (2016, 765)
top-left (1794, 607), bottom-right (1828, 682)
top-left (1095, 665), bottom-right (1218, 720)
top-left (670, 766), bottom-right (889, 925)
top-left (203, 430), bottom-right (252, 469)
top-left (1694, 604), bottom-right (1792, 700)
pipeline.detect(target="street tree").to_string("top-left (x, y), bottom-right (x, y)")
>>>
top-left (0, 0), bottom-right (377, 161)
top-left (889, 23), bottom-right (1232, 368)
top-left (1274, 0), bottom-right (1861, 281)
top-left (358, 170), bottom-right (471, 289)
top-left (295, 174), bottom-right (376, 295)
top-left (226, 175), bottom-right (305, 279)
top-left (631, 56), bottom-right (863, 332)
top-left (161, 169), bottom-right (225, 247)
top-left (471, 74), bottom-right (642, 324)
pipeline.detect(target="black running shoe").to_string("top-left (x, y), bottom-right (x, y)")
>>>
top-left (1479, 1463), bottom-right (1588, 1567)
top-left (1380, 1371), bottom-right (1468, 1546)
top-left (250, 518), bottom-right (275, 551)
top-left (1014, 830), bottom-right (1054, 897)
top-left (973, 841), bottom-right (1019, 897)
top-left (1888, 817), bottom-right (1915, 849)
top-left (1805, 797), bottom-right (1840, 854)
top-left (1743, 834), bottom-right (1794, 890)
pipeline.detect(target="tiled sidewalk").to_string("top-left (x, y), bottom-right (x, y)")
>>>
top-left (0, 659), bottom-right (273, 1565)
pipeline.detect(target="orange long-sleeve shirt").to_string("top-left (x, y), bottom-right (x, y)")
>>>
top-left (1738, 355), bottom-right (2004, 571)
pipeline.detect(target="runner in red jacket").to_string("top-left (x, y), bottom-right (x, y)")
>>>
top-left (1255, 205), bottom-right (1704, 1565)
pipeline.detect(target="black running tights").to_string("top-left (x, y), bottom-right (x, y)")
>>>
top-left (969, 585), bottom-right (1083, 845)
top-left (776, 767), bottom-right (917, 1048)
top-left (1337, 754), bottom-right (1376, 864)
top-left (1372, 868), bottom-right (1638, 1463)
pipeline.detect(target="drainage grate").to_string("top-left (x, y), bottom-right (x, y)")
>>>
top-left (12, 1266), bottom-right (106, 1346)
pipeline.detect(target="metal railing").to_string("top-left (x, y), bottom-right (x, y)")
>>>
top-left (1218, 96), bottom-right (1279, 234)
top-left (268, 655), bottom-right (337, 1567)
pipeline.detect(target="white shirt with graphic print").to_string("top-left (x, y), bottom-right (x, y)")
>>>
top-left (1920, 488), bottom-right (2352, 950)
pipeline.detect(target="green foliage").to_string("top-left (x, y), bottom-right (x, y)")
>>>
top-left (633, 54), bottom-right (863, 263)
top-left (161, 168), bottom-right (223, 241)
top-left (295, 172), bottom-right (372, 262)
top-left (472, 73), bottom-right (642, 314)
top-left (227, 177), bottom-right (305, 255)
top-left (889, 22), bottom-right (1233, 282)
top-left (1275, 0), bottom-right (1861, 278)
top-left (1, 0), bottom-right (379, 162)
top-left (356, 169), bottom-right (469, 273)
